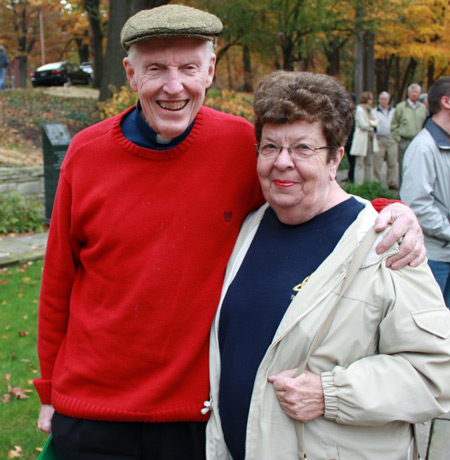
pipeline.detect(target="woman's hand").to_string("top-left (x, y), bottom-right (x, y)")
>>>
top-left (268, 369), bottom-right (324, 422)
top-left (375, 202), bottom-right (426, 269)
top-left (37, 404), bottom-right (55, 434)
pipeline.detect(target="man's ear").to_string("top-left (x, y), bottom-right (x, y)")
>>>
top-left (123, 57), bottom-right (138, 92)
top-left (205, 54), bottom-right (216, 89)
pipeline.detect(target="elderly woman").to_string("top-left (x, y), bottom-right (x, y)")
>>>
top-left (206, 71), bottom-right (450, 460)
top-left (350, 91), bottom-right (379, 184)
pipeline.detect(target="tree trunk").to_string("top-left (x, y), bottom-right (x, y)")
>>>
top-left (130, 0), bottom-right (168, 15)
top-left (84, 0), bottom-right (103, 89)
top-left (353, 0), bottom-right (364, 101)
top-left (427, 59), bottom-right (435, 88)
top-left (242, 44), bottom-right (253, 92)
top-left (99, 0), bottom-right (130, 101)
top-left (364, 31), bottom-right (375, 95)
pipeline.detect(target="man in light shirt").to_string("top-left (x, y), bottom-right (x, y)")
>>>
top-left (372, 91), bottom-right (398, 190)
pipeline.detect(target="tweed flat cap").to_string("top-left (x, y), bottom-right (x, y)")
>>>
top-left (121, 4), bottom-right (223, 50)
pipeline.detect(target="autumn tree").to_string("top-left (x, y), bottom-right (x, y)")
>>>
top-left (1, 0), bottom-right (41, 87)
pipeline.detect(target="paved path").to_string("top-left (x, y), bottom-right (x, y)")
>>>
top-left (0, 232), bottom-right (48, 267)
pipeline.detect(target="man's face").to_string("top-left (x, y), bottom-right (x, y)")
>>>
top-left (378, 94), bottom-right (390, 109)
top-left (124, 37), bottom-right (216, 139)
top-left (408, 87), bottom-right (421, 104)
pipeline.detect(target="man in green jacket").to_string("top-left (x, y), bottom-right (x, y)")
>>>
top-left (391, 83), bottom-right (428, 185)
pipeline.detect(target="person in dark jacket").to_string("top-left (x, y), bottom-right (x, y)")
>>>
top-left (0, 46), bottom-right (9, 90)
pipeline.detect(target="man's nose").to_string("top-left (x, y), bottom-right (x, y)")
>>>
top-left (163, 69), bottom-right (183, 94)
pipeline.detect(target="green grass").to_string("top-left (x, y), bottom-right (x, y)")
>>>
top-left (0, 260), bottom-right (48, 459)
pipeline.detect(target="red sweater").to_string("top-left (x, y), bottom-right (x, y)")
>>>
top-left (34, 106), bottom-right (263, 422)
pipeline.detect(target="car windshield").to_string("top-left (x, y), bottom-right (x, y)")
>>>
top-left (37, 62), bottom-right (65, 71)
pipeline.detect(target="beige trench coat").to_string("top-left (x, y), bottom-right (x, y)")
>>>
top-left (350, 105), bottom-right (380, 157)
top-left (206, 200), bottom-right (450, 460)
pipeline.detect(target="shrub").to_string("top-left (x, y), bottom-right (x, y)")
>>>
top-left (204, 89), bottom-right (254, 122)
top-left (0, 191), bottom-right (44, 234)
top-left (98, 85), bottom-right (138, 119)
top-left (341, 181), bottom-right (398, 201)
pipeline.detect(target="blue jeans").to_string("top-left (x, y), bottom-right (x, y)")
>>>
top-left (0, 67), bottom-right (6, 90)
top-left (428, 260), bottom-right (450, 308)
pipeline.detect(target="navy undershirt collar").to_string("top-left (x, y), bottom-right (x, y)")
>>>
top-left (120, 101), bottom-right (194, 150)
top-left (426, 118), bottom-right (450, 150)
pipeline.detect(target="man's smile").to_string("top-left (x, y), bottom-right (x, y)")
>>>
top-left (157, 100), bottom-right (188, 111)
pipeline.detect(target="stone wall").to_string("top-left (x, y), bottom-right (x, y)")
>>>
top-left (0, 167), bottom-right (45, 204)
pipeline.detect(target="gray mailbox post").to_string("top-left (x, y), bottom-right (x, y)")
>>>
top-left (42, 123), bottom-right (72, 223)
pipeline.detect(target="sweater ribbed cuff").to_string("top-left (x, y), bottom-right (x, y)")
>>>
top-left (33, 378), bottom-right (52, 405)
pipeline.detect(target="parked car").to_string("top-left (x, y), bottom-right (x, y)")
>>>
top-left (30, 61), bottom-right (92, 87)
top-left (80, 61), bottom-right (93, 77)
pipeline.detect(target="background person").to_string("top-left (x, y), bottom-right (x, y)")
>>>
top-left (401, 76), bottom-right (450, 308)
top-left (0, 45), bottom-right (9, 90)
top-left (350, 91), bottom-right (379, 184)
top-left (34, 5), bottom-right (426, 460)
top-left (391, 83), bottom-right (428, 185)
top-left (372, 91), bottom-right (399, 190)
top-left (206, 71), bottom-right (450, 460)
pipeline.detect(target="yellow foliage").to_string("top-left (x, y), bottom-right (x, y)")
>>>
top-left (204, 89), bottom-right (254, 122)
top-left (98, 86), bottom-right (138, 119)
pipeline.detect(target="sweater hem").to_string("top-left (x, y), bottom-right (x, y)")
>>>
top-left (51, 389), bottom-right (210, 423)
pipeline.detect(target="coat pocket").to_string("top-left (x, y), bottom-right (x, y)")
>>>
top-left (411, 308), bottom-right (450, 339)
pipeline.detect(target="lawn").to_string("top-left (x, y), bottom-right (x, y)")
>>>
top-left (0, 260), bottom-right (49, 460)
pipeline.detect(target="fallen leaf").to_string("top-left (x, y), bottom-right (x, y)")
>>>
top-left (2, 334), bottom-right (8, 339)
top-left (0, 279), bottom-right (8, 285)
top-left (17, 293), bottom-right (23, 298)
top-left (35, 447), bottom-right (43, 452)
top-left (18, 331), bottom-right (30, 337)
top-left (22, 276), bottom-right (31, 283)
top-left (8, 445), bottom-right (22, 458)
top-left (5, 374), bottom-right (11, 381)
top-left (8, 385), bottom-right (29, 400)
top-left (1, 393), bottom-right (10, 403)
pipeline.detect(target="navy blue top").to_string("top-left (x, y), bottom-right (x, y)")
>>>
top-left (120, 102), bottom-right (194, 149)
top-left (218, 197), bottom-right (364, 460)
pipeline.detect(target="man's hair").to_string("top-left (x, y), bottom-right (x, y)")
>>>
top-left (428, 76), bottom-right (450, 116)
top-left (253, 71), bottom-right (354, 158)
top-left (378, 91), bottom-right (390, 100)
top-left (408, 83), bottom-right (421, 93)
top-left (360, 92), bottom-right (373, 104)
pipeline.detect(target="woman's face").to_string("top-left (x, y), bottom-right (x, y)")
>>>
top-left (257, 120), bottom-right (343, 225)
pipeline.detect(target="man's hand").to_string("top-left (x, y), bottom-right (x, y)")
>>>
top-left (37, 404), bottom-right (54, 434)
top-left (268, 369), bottom-right (324, 423)
top-left (375, 202), bottom-right (426, 269)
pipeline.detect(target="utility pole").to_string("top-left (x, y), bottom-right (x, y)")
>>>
top-left (39, 10), bottom-right (46, 66)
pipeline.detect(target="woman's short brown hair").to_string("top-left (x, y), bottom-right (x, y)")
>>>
top-left (253, 71), bottom-right (354, 158)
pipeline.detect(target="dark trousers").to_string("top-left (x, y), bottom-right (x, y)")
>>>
top-left (52, 412), bottom-right (207, 460)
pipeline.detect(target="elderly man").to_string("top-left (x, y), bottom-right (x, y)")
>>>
top-left (391, 83), bottom-right (428, 185)
top-left (372, 91), bottom-right (398, 190)
top-left (34, 5), bottom-right (425, 459)
top-left (401, 76), bottom-right (450, 308)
